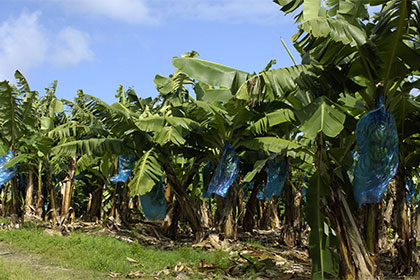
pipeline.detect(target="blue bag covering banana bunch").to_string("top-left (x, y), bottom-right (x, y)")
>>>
top-left (0, 151), bottom-right (17, 187)
top-left (206, 145), bottom-right (239, 198)
top-left (258, 156), bottom-right (287, 200)
top-left (110, 155), bottom-right (137, 184)
top-left (140, 180), bottom-right (167, 220)
top-left (353, 98), bottom-right (398, 204)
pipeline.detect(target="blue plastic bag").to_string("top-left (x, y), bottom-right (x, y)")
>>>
top-left (406, 178), bottom-right (416, 202)
top-left (110, 155), bottom-right (136, 184)
top-left (206, 145), bottom-right (239, 198)
top-left (0, 151), bottom-right (17, 187)
top-left (301, 186), bottom-right (307, 203)
top-left (202, 162), bottom-right (213, 198)
top-left (258, 156), bottom-right (287, 200)
top-left (140, 181), bottom-right (166, 220)
top-left (353, 99), bottom-right (399, 204)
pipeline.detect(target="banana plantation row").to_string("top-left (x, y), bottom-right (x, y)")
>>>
top-left (1, 1), bottom-right (420, 279)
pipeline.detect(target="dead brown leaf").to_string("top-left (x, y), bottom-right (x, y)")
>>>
top-left (108, 272), bottom-right (122, 278)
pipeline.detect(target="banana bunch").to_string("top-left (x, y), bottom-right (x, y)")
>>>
top-left (353, 103), bottom-right (399, 205)
top-left (260, 156), bottom-right (287, 200)
top-left (206, 145), bottom-right (239, 198)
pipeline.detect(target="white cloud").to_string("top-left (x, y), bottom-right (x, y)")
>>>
top-left (52, 27), bottom-right (93, 67)
top-left (0, 10), bottom-right (94, 81)
top-left (55, 0), bottom-right (158, 24)
top-left (0, 11), bottom-right (48, 80)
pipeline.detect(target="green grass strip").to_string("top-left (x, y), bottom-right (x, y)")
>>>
top-left (0, 227), bottom-right (230, 277)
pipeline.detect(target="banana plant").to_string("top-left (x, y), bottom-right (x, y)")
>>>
top-left (170, 54), bottom-right (306, 240)
top-left (270, 0), bottom-right (420, 277)
top-left (0, 71), bottom-right (47, 218)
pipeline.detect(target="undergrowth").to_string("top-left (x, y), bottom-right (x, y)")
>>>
top-left (0, 224), bottom-right (231, 277)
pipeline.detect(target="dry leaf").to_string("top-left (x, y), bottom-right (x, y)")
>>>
top-left (127, 270), bottom-right (144, 278)
top-left (108, 272), bottom-right (122, 278)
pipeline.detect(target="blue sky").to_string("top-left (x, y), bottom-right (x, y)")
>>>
top-left (0, 0), bottom-right (300, 104)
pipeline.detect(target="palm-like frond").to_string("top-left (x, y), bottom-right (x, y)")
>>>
top-left (53, 138), bottom-right (131, 156)
top-left (0, 81), bottom-right (23, 148)
top-left (172, 56), bottom-right (250, 94)
top-left (128, 148), bottom-right (163, 196)
top-left (241, 136), bottom-right (301, 154)
top-left (248, 109), bottom-right (296, 135)
top-left (48, 121), bottom-right (110, 139)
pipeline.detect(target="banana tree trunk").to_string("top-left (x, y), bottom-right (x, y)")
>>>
top-left (243, 173), bottom-right (264, 232)
top-left (10, 177), bottom-right (20, 223)
top-left (216, 186), bottom-right (238, 240)
top-left (86, 184), bottom-right (104, 221)
top-left (162, 183), bottom-right (182, 238)
top-left (42, 162), bottom-right (58, 225)
top-left (379, 187), bottom-right (395, 251)
top-left (117, 182), bottom-right (130, 225)
top-left (61, 156), bottom-right (76, 218)
top-left (282, 157), bottom-right (303, 246)
top-left (415, 206), bottom-right (420, 244)
top-left (365, 204), bottom-right (380, 257)
top-left (394, 167), bottom-right (417, 274)
top-left (1, 183), bottom-right (9, 217)
top-left (269, 198), bottom-right (281, 229)
top-left (24, 169), bottom-right (34, 213)
top-left (162, 193), bottom-right (181, 238)
top-left (282, 176), bottom-right (302, 246)
top-left (109, 187), bottom-right (117, 219)
top-left (164, 163), bottom-right (203, 238)
top-left (36, 160), bottom-right (44, 217)
top-left (198, 200), bottom-right (212, 229)
top-left (328, 191), bottom-right (379, 279)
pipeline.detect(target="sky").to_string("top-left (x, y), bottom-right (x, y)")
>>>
top-left (0, 0), bottom-right (300, 104)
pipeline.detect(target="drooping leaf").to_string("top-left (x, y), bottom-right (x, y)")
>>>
top-left (236, 65), bottom-right (319, 102)
top-left (14, 70), bottom-right (31, 92)
top-left (194, 82), bottom-right (233, 103)
top-left (249, 109), bottom-right (295, 135)
top-left (129, 149), bottom-right (163, 196)
top-left (306, 171), bottom-right (339, 279)
top-left (243, 158), bottom-right (270, 183)
top-left (2, 153), bottom-right (28, 168)
top-left (41, 117), bottom-right (54, 132)
top-left (298, 17), bottom-right (367, 46)
top-left (303, 0), bottom-right (321, 20)
top-left (173, 57), bottom-right (249, 92)
top-left (0, 81), bottom-right (22, 148)
top-left (154, 74), bottom-right (177, 95)
top-left (53, 138), bottom-right (130, 156)
top-left (50, 98), bottom-right (63, 114)
top-left (154, 126), bottom-right (186, 146)
top-left (242, 137), bottom-right (300, 154)
top-left (296, 96), bottom-right (346, 139)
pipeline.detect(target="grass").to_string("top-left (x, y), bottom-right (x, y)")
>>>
top-left (0, 224), bottom-right (231, 278)
top-left (0, 253), bottom-right (103, 280)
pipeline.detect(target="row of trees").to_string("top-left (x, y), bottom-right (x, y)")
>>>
top-left (1, 0), bottom-right (420, 278)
